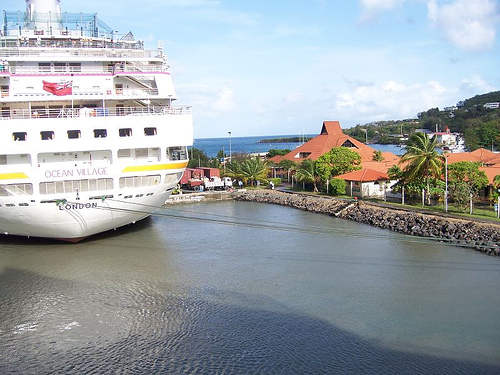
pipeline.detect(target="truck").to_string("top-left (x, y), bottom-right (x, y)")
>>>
top-left (180, 168), bottom-right (233, 191)
top-left (203, 176), bottom-right (233, 191)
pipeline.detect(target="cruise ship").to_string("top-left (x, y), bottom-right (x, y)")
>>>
top-left (0, 0), bottom-right (193, 241)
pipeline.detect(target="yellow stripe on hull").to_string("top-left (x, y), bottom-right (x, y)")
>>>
top-left (122, 162), bottom-right (188, 173)
top-left (0, 172), bottom-right (29, 180)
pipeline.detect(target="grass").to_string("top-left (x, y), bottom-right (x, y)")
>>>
top-left (365, 199), bottom-right (500, 223)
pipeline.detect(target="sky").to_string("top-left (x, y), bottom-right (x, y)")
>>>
top-left (4, 0), bottom-right (500, 138)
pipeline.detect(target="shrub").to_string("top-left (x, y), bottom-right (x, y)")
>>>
top-left (329, 178), bottom-right (346, 196)
top-left (269, 178), bottom-right (281, 187)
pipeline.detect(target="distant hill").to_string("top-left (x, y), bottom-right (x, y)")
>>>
top-left (345, 91), bottom-right (500, 151)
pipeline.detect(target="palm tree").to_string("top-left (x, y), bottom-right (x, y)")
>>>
top-left (240, 157), bottom-right (269, 186)
top-left (399, 132), bottom-right (443, 205)
top-left (295, 159), bottom-right (320, 192)
top-left (494, 174), bottom-right (500, 188)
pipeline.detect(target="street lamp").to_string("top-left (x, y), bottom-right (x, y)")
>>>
top-left (444, 152), bottom-right (449, 213)
top-left (228, 131), bottom-right (232, 162)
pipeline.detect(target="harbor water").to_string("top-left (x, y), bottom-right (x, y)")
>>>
top-left (194, 135), bottom-right (404, 158)
top-left (1, 201), bottom-right (499, 374)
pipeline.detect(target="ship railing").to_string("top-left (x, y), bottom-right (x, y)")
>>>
top-left (1, 105), bottom-right (192, 120)
top-left (7, 64), bottom-right (166, 75)
top-left (0, 45), bottom-right (161, 60)
top-left (9, 87), bottom-right (160, 98)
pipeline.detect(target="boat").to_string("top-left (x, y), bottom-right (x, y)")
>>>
top-left (0, 0), bottom-right (193, 241)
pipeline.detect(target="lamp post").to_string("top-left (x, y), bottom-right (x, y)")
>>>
top-left (228, 131), bottom-right (232, 163)
top-left (444, 152), bottom-right (448, 213)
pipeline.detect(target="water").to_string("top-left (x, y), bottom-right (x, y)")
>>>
top-left (194, 135), bottom-right (405, 158)
top-left (1, 201), bottom-right (499, 374)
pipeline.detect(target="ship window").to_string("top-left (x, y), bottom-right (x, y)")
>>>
top-left (165, 173), bottom-right (182, 185)
top-left (40, 178), bottom-right (113, 194)
top-left (69, 63), bottom-right (81, 73)
top-left (54, 63), bottom-right (66, 72)
top-left (144, 127), bottom-right (157, 136)
top-left (67, 130), bottom-right (81, 139)
top-left (119, 175), bottom-right (161, 188)
top-left (118, 149), bottom-right (131, 158)
top-left (13, 132), bottom-right (27, 141)
top-left (38, 63), bottom-right (51, 72)
top-left (119, 128), bottom-right (132, 137)
top-left (167, 146), bottom-right (188, 161)
top-left (0, 183), bottom-right (33, 196)
top-left (135, 148), bottom-right (148, 159)
top-left (1, 107), bottom-right (10, 117)
top-left (0, 155), bottom-right (6, 165)
top-left (41, 131), bottom-right (54, 140)
top-left (93, 129), bottom-right (107, 138)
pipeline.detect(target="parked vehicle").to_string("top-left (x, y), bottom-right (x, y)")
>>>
top-left (180, 168), bottom-right (232, 191)
top-left (203, 176), bottom-right (233, 191)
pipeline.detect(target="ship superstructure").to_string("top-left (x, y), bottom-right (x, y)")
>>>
top-left (0, 0), bottom-right (193, 240)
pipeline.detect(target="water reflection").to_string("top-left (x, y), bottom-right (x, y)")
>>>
top-left (0, 201), bottom-right (499, 374)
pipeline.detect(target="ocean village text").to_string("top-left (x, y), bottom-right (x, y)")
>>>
top-left (44, 167), bottom-right (108, 179)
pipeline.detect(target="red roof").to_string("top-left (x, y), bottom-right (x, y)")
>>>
top-left (336, 168), bottom-right (390, 182)
top-left (480, 166), bottom-right (500, 185)
top-left (446, 148), bottom-right (499, 165)
top-left (274, 121), bottom-right (399, 164)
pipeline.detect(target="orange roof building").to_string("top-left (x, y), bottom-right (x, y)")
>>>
top-left (336, 169), bottom-right (389, 182)
top-left (270, 121), bottom-right (399, 170)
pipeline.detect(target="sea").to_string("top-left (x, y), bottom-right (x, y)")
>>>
top-left (193, 135), bottom-right (404, 158)
top-left (1, 137), bottom-right (499, 374)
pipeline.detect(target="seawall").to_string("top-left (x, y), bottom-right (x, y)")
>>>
top-left (234, 190), bottom-right (500, 256)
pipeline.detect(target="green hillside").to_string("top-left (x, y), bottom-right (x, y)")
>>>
top-left (345, 91), bottom-right (500, 151)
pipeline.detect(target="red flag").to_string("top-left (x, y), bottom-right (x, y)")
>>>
top-left (43, 80), bottom-right (73, 96)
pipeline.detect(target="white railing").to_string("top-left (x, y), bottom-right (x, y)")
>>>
top-left (1, 105), bottom-right (192, 120)
top-left (1, 63), bottom-right (165, 75)
top-left (0, 45), bottom-right (161, 60)
top-left (7, 87), bottom-right (159, 98)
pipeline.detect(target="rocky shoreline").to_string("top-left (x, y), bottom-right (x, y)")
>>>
top-left (234, 190), bottom-right (500, 256)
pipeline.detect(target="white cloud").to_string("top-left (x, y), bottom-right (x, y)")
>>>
top-left (178, 83), bottom-right (235, 118)
top-left (212, 86), bottom-right (235, 113)
top-left (333, 80), bottom-right (451, 122)
top-left (359, 0), bottom-right (407, 22)
top-left (427, 0), bottom-right (499, 52)
top-left (458, 74), bottom-right (496, 96)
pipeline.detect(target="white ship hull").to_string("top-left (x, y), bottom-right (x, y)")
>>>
top-left (1, 187), bottom-right (170, 241)
top-left (0, 0), bottom-right (193, 240)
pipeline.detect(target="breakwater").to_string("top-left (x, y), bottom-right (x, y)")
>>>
top-left (235, 190), bottom-right (500, 256)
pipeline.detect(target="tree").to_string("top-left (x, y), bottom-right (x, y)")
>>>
top-left (329, 178), bottom-right (346, 196)
top-left (372, 150), bottom-right (384, 161)
top-left (266, 149), bottom-right (291, 158)
top-left (239, 157), bottom-right (269, 186)
top-left (477, 120), bottom-right (499, 151)
top-left (295, 160), bottom-right (320, 192)
top-left (493, 174), bottom-right (500, 188)
top-left (278, 159), bottom-right (296, 170)
top-left (399, 132), bottom-right (442, 205)
top-left (187, 147), bottom-right (210, 168)
top-left (447, 161), bottom-right (489, 211)
top-left (315, 147), bottom-right (362, 181)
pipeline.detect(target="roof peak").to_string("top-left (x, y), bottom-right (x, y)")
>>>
top-left (321, 121), bottom-right (342, 135)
